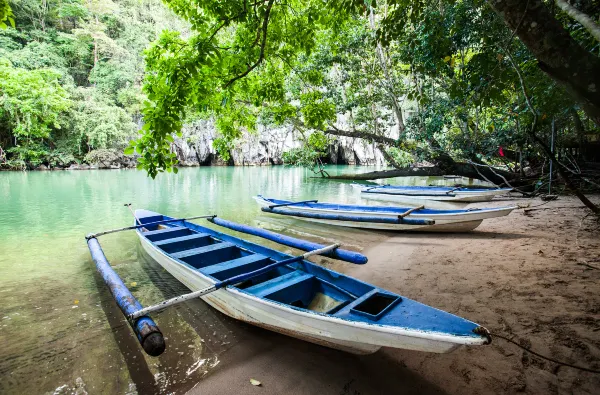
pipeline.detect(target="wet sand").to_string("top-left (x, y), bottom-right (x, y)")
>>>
top-left (187, 196), bottom-right (600, 394)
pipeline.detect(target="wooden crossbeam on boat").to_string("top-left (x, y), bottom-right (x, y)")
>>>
top-left (398, 205), bottom-right (425, 218)
top-left (86, 214), bottom-right (217, 239)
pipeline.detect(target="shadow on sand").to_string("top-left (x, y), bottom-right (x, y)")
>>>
top-left (191, 323), bottom-right (449, 395)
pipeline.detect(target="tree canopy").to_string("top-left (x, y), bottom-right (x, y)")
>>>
top-left (130, 0), bottom-right (599, 181)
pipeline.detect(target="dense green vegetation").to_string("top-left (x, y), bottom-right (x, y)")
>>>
top-left (0, 0), bottom-right (186, 169)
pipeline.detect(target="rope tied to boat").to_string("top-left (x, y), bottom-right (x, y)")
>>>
top-left (488, 331), bottom-right (600, 374)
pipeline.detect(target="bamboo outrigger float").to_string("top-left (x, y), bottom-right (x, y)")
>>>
top-left (86, 208), bottom-right (491, 357)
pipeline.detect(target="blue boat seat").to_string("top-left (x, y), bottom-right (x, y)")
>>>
top-left (245, 271), bottom-right (314, 298)
top-left (143, 226), bottom-right (193, 242)
top-left (138, 215), bottom-right (163, 225)
top-left (200, 254), bottom-right (272, 280)
top-left (173, 242), bottom-right (243, 269)
top-left (154, 233), bottom-right (213, 253)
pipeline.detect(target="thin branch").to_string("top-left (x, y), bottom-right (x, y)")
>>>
top-left (467, 160), bottom-right (530, 194)
top-left (555, 0), bottom-right (600, 43)
top-left (469, 161), bottom-right (498, 186)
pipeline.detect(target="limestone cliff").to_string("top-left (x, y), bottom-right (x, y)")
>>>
top-left (174, 120), bottom-right (385, 166)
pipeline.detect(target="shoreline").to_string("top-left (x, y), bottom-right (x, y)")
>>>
top-left (0, 162), bottom-right (386, 172)
top-left (185, 196), bottom-right (600, 394)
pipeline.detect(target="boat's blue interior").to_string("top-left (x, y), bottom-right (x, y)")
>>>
top-left (135, 210), bottom-right (482, 337)
top-left (259, 196), bottom-right (489, 214)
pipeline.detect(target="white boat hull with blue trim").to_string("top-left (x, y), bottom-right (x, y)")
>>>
top-left (135, 209), bottom-right (490, 354)
top-left (255, 196), bottom-right (515, 232)
top-left (353, 184), bottom-right (512, 203)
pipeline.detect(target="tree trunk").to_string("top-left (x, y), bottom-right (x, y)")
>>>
top-left (487, 0), bottom-right (600, 126)
top-left (326, 162), bottom-right (520, 184)
top-left (325, 127), bottom-right (516, 184)
top-left (327, 167), bottom-right (444, 180)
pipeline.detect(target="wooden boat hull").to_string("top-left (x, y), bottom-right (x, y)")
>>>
top-left (254, 197), bottom-right (515, 232)
top-left (135, 210), bottom-right (489, 354)
top-left (352, 184), bottom-right (511, 203)
top-left (139, 236), bottom-right (467, 354)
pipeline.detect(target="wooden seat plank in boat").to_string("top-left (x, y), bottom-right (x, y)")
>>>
top-left (172, 241), bottom-right (234, 259)
top-left (245, 271), bottom-right (314, 298)
top-left (200, 254), bottom-right (271, 280)
top-left (144, 226), bottom-right (192, 241)
top-left (154, 233), bottom-right (213, 253)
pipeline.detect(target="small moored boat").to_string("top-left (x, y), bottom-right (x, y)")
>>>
top-left (353, 184), bottom-right (512, 203)
top-left (125, 209), bottom-right (490, 354)
top-left (255, 196), bottom-right (516, 232)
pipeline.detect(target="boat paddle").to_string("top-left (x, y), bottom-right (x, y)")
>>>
top-left (128, 243), bottom-right (340, 320)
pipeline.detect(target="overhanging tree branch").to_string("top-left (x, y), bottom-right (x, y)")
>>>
top-left (224, 0), bottom-right (275, 88)
top-left (325, 125), bottom-right (398, 146)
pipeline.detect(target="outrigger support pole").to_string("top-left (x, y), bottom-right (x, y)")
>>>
top-left (87, 236), bottom-right (166, 356)
top-left (85, 214), bottom-right (217, 239)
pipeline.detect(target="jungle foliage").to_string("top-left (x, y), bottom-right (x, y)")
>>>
top-left (0, 0), bottom-right (186, 169)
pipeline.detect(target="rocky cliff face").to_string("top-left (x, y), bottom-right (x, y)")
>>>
top-left (173, 119), bottom-right (386, 166)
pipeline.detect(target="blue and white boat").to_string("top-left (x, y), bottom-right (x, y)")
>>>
top-left (255, 196), bottom-right (516, 232)
top-left (132, 209), bottom-right (491, 354)
top-left (353, 183), bottom-right (512, 203)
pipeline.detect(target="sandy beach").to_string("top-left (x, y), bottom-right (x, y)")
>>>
top-left (186, 195), bottom-right (600, 395)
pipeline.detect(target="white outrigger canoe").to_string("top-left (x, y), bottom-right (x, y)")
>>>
top-left (255, 196), bottom-right (516, 232)
top-left (352, 184), bottom-right (512, 203)
top-left (127, 209), bottom-right (491, 355)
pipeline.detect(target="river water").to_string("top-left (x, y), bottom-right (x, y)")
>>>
top-left (0, 166), bottom-right (472, 394)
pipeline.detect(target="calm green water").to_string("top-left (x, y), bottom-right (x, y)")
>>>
top-left (0, 166), bottom-right (470, 394)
